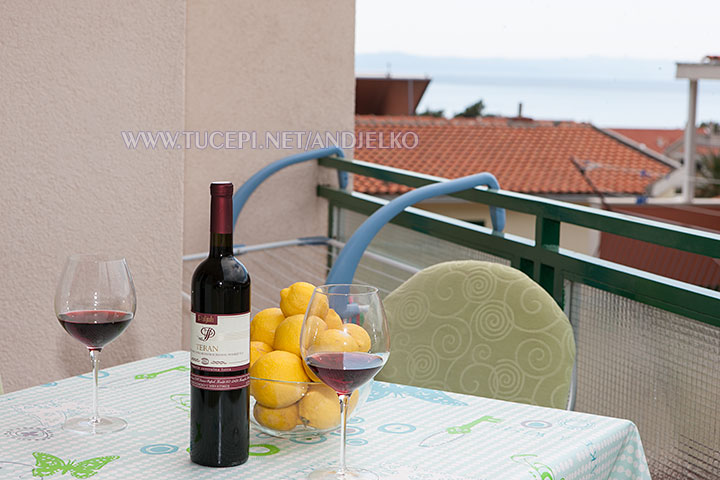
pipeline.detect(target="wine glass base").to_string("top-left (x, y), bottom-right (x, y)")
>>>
top-left (308, 468), bottom-right (378, 480)
top-left (62, 416), bottom-right (127, 435)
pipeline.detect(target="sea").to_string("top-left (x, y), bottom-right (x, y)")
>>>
top-left (356, 53), bottom-right (720, 129)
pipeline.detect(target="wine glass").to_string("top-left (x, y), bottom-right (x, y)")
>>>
top-left (54, 254), bottom-right (136, 434)
top-left (300, 284), bottom-right (390, 480)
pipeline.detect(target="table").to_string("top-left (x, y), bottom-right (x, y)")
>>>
top-left (0, 351), bottom-right (650, 479)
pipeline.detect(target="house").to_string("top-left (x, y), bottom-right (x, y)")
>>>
top-left (356, 75), bottom-right (431, 116)
top-left (609, 127), bottom-right (720, 197)
top-left (610, 127), bottom-right (720, 163)
top-left (601, 129), bottom-right (720, 289)
top-left (608, 128), bottom-right (685, 155)
top-left (353, 114), bottom-right (677, 255)
top-left (598, 203), bottom-right (720, 289)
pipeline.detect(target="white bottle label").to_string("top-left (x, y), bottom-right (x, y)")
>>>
top-left (190, 312), bottom-right (250, 373)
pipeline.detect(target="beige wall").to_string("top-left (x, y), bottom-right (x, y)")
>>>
top-left (421, 201), bottom-right (600, 256)
top-left (0, 0), bottom-right (356, 391)
top-left (0, 2), bottom-right (186, 392)
top-left (184, 0), bottom-right (355, 252)
top-left (182, 1), bottom-right (356, 345)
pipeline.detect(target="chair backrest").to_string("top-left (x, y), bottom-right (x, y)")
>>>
top-left (377, 260), bottom-right (576, 409)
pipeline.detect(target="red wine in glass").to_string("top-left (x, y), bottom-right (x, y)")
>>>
top-left (301, 284), bottom-right (389, 480)
top-left (305, 351), bottom-right (385, 395)
top-left (57, 310), bottom-right (133, 350)
top-left (55, 254), bottom-right (136, 435)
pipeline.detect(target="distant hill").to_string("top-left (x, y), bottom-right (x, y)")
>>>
top-left (356, 53), bottom-right (678, 81)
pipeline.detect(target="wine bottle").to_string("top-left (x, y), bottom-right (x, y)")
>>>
top-left (190, 181), bottom-right (251, 467)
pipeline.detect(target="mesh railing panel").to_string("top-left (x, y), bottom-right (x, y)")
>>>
top-left (182, 209), bottom-right (510, 312)
top-left (569, 282), bottom-right (720, 480)
top-left (336, 209), bottom-right (510, 296)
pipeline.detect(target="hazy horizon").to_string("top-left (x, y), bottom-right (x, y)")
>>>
top-left (357, 51), bottom-right (690, 65)
top-left (356, 53), bottom-right (720, 129)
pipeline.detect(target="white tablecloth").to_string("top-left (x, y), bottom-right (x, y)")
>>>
top-left (0, 351), bottom-right (651, 479)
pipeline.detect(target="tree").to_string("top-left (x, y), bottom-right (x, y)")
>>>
top-left (700, 121), bottom-right (720, 134)
top-left (696, 152), bottom-right (720, 198)
top-left (454, 100), bottom-right (485, 118)
top-left (417, 108), bottom-right (444, 118)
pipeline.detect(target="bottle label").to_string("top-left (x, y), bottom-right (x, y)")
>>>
top-left (190, 373), bottom-right (249, 391)
top-left (190, 312), bottom-right (250, 390)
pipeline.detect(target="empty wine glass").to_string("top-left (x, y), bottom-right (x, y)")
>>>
top-left (54, 254), bottom-right (136, 434)
top-left (300, 284), bottom-right (390, 480)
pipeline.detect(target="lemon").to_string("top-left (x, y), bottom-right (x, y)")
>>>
top-left (303, 362), bottom-right (322, 383)
top-left (250, 308), bottom-right (285, 346)
top-left (274, 314), bottom-right (327, 356)
top-left (324, 308), bottom-right (343, 329)
top-left (342, 323), bottom-right (372, 352)
top-left (253, 402), bottom-right (299, 431)
top-left (250, 341), bottom-right (273, 368)
top-left (301, 315), bottom-right (329, 352)
top-left (299, 384), bottom-right (341, 429)
top-left (299, 385), bottom-right (361, 430)
top-left (249, 350), bottom-right (310, 408)
top-left (311, 329), bottom-right (359, 353)
top-left (348, 389), bottom-right (360, 413)
top-left (273, 315), bottom-right (304, 355)
top-left (280, 282), bottom-right (329, 318)
top-left (308, 292), bottom-right (330, 318)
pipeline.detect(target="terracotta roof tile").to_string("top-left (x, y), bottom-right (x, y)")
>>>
top-left (599, 204), bottom-right (720, 289)
top-left (354, 115), bottom-right (674, 196)
top-left (609, 128), bottom-right (684, 154)
top-left (601, 234), bottom-right (720, 289)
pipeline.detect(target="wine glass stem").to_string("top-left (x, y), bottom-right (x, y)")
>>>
top-left (89, 349), bottom-right (100, 424)
top-left (338, 393), bottom-right (349, 476)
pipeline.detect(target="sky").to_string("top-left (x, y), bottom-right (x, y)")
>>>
top-left (356, 0), bottom-right (719, 62)
top-left (354, 0), bottom-right (720, 127)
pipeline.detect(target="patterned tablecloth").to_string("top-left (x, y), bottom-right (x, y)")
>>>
top-left (0, 351), bottom-right (651, 480)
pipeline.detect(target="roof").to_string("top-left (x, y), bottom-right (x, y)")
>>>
top-left (676, 60), bottom-right (720, 80)
top-left (609, 128), bottom-right (684, 154)
top-left (354, 115), bottom-right (674, 196)
top-left (355, 77), bottom-right (431, 116)
top-left (610, 127), bottom-right (720, 159)
top-left (601, 233), bottom-right (720, 289)
top-left (599, 204), bottom-right (720, 289)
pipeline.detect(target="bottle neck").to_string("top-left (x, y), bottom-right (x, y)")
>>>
top-left (209, 233), bottom-right (234, 257)
top-left (209, 190), bottom-right (233, 258)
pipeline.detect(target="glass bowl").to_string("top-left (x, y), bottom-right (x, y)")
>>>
top-left (249, 376), bottom-right (371, 438)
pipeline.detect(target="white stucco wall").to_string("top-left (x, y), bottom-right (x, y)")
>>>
top-left (182, 1), bottom-right (356, 345)
top-left (0, 1), bottom-right (186, 392)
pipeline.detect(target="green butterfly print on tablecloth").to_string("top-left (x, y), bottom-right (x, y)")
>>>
top-left (31, 452), bottom-right (119, 479)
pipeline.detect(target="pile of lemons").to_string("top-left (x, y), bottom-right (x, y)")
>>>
top-left (249, 281), bottom-right (371, 432)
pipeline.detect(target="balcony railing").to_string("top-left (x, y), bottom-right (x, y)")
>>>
top-left (316, 155), bottom-right (720, 480)
top-left (184, 153), bottom-right (720, 479)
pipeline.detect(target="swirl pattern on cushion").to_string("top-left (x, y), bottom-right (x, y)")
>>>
top-left (430, 321), bottom-right (471, 360)
top-left (377, 260), bottom-right (576, 409)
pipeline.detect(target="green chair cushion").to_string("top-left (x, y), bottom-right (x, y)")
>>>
top-left (377, 260), bottom-right (575, 409)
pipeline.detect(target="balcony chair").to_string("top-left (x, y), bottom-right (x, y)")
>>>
top-left (378, 260), bottom-right (575, 409)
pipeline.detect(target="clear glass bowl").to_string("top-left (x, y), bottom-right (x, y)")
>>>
top-left (249, 376), bottom-right (371, 438)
